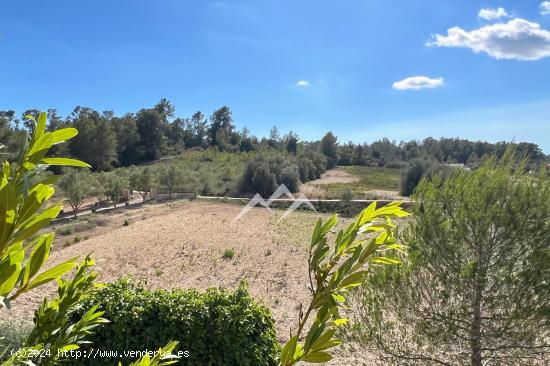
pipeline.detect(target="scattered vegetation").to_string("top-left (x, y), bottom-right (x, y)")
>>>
top-left (222, 248), bottom-right (235, 260)
top-left (351, 152), bottom-right (550, 365)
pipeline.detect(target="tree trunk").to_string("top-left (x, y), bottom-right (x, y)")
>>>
top-left (470, 293), bottom-right (482, 366)
top-left (470, 265), bottom-right (486, 366)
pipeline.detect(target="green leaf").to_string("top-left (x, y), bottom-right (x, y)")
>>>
top-left (301, 351), bottom-right (332, 363)
top-left (39, 158), bottom-right (91, 168)
top-left (339, 271), bottom-right (368, 290)
top-left (50, 128), bottom-right (78, 145)
top-left (280, 335), bottom-right (298, 365)
top-left (26, 259), bottom-right (77, 291)
top-left (24, 234), bottom-right (53, 284)
top-left (370, 256), bottom-right (401, 265)
top-left (310, 219), bottom-right (322, 247)
top-left (0, 260), bottom-right (21, 296)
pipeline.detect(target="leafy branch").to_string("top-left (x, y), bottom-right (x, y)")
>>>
top-left (279, 201), bottom-right (408, 365)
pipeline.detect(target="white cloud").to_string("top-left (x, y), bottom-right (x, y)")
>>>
top-left (541, 2), bottom-right (550, 15)
top-left (296, 80), bottom-right (310, 87)
top-left (427, 18), bottom-right (550, 61)
top-left (478, 7), bottom-right (508, 21)
top-left (392, 76), bottom-right (444, 90)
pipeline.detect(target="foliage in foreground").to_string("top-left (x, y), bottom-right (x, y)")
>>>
top-left (71, 280), bottom-right (279, 366)
top-left (0, 112), bottom-right (177, 366)
top-left (279, 201), bottom-right (408, 365)
top-left (351, 153), bottom-right (550, 365)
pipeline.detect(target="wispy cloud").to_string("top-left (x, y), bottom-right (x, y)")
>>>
top-left (427, 18), bottom-right (550, 61)
top-left (296, 80), bottom-right (310, 87)
top-left (392, 76), bottom-right (444, 90)
top-left (541, 2), bottom-right (550, 15)
top-left (210, 1), bottom-right (228, 8)
top-left (478, 7), bottom-right (508, 21)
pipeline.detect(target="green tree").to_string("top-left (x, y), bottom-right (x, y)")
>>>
top-left (209, 106), bottom-right (234, 149)
top-left (57, 169), bottom-right (99, 217)
top-left (285, 132), bottom-right (299, 155)
top-left (319, 132), bottom-right (339, 169)
top-left (355, 154), bottom-right (550, 365)
top-left (136, 109), bottom-right (165, 162)
top-left (129, 167), bottom-right (154, 202)
top-left (69, 108), bottom-right (117, 171)
top-left (188, 111), bottom-right (209, 148)
top-left (102, 173), bottom-right (128, 208)
top-left (158, 165), bottom-right (183, 199)
top-left (154, 98), bottom-right (175, 124)
top-left (112, 114), bottom-right (141, 166)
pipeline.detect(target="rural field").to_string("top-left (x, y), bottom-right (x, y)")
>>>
top-left (3, 2), bottom-right (550, 364)
top-left (2, 199), bottom-right (384, 365)
top-left (300, 166), bottom-right (402, 199)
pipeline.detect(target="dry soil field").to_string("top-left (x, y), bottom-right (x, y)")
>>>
top-left (3, 200), bottom-right (377, 365)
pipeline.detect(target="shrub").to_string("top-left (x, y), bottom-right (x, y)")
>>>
top-left (57, 225), bottom-right (74, 236)
top-left (222, 248), bottom-right (235, 259)
top-left (399, 158), bottom-right (452, 196)
top-left (240, 151), bottom-right (327, 196)
top-left (74, 221), bottom-right (96, 232)
top-left (71, 280), bottom-right (279, 366)
top-left (399, 158), bottom-right (432, 196)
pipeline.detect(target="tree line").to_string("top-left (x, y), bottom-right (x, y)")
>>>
top-left (1, 100), bottom-right (547, 173)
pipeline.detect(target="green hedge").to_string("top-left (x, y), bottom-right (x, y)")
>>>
top-left (69, 279), bottom-right (279, 365)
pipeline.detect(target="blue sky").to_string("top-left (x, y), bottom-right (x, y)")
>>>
top-left (1, 1), bottom-right (550, 151)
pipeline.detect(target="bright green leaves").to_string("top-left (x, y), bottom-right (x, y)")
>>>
top-left (280, 201), bottom-right (408, 365)
top-left (18, 112), bottom-right (89, 177)
top-left (39, 157), bottom-right (90, 167)
top-left (25, 258), bottom-right (77, 292)
top-left (0, 111), bottom-right (89, 306)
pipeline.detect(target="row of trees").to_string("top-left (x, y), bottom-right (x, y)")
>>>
top-left (337, 137), bottom-right (547, 170)
top-left (1, 102), bottom-right (547, 173)
top-left (57, 165), bottom-right (191, 216)
top-left (239, 151), bottom-right (328, 196)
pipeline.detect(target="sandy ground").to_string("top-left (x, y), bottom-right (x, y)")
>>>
top-left (2, 200), bottom-right (377, 365)
top-left (300, 168), bottom-right (360, 198)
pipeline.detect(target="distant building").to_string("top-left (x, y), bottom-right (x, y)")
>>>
top-left (444, 163), bottom-right (471, 171)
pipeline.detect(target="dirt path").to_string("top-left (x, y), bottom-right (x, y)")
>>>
top-left (300, 167), bottom-right (360, 198)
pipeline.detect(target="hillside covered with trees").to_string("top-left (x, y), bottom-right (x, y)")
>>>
top-left (1, 100), bottom-right (547, 173)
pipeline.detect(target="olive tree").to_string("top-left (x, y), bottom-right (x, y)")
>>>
top-left (129, 167), bottom-right (154, 202)
top-left (102, 172), bottom-right (128, 208)
top-left (353, 153), bottom-right (550, 365)
top-left (57, 169), bottom-right (99, 217)
top-left (158, 165), bottom-right (183, 199)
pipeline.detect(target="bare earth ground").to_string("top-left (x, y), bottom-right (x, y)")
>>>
top-left (300, 168), bottom-right (360, 198)
top-left (300, 167), bottom-right (403, 201)
top-left (2, 200), bottom-right (376, 365)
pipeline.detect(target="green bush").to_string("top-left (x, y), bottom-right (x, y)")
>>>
top-left (71, 279), bottom-right (279, 366)
top-left (222, 248), bottom-right (235, 259)
top-left (399, 158), bottom-right (453, 196)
